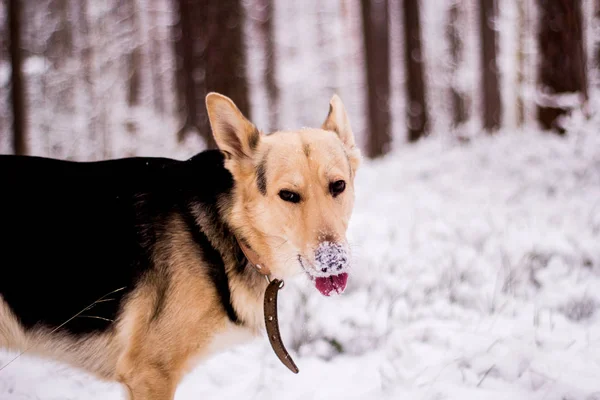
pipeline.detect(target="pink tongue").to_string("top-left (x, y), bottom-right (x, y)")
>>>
top-left (315, 273), bottom-right (348, 296)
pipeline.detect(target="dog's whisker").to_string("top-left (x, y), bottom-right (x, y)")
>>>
top-left (77, 315), bottom-right (114, 323)
top-left (93, 298), bottom-right (115, 304)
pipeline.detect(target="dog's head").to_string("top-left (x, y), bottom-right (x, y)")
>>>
top-left (206, 93), bottom-right (360, 296)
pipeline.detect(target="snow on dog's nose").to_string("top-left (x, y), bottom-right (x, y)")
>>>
top-left (312, 241), bottom-right (350, 296)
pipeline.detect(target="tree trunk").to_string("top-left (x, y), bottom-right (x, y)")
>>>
top-left (125, 0), bottom-right (141, 107)
top-left (203, 0), bottom-right (251, 123)
top-left (596, 0), bottom-right (600, 76)
top-left (447, 2), bottom-right (467, 127)
top-left (516, 0), bottom-right (525, 126)
top-left (173, 0), bottom-right (201, 142)
top-left (256, 0), bottom-right (279, 132)
top-left (536, 0), bottom-right (587, 134)
top-left (75, 0), bottom-right (97, 157)
top-left (0, 0), bottom-right (6, 149)
top-left (479, 0), bottom-right (502, 131)
top-left (361, 0), bottom-right (391, 158)
top-left (403, 0), bottom-right (428, 141)
top-left (8, 0), bottom-right (27, 155)
top-left (147, 0), bottom-right (165, 114)
top-left (174, 0), bottom-right (250, 148)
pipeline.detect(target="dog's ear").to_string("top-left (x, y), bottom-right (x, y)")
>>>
top-left (322, 94), bottom-right (361, 170)
top-left (206, 92), bottom-right (260, 160)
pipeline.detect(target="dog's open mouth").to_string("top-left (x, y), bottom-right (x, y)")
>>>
top-left (314, 273), bottom-right (348, 296)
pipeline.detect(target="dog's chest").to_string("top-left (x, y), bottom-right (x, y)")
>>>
top-left (185, 321), bottom-right (257, 374)
top-left (205, 321), bottom-right (256, 355)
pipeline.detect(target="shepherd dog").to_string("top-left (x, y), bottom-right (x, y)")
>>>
top-left (0, 93), bottom-right (361, 399)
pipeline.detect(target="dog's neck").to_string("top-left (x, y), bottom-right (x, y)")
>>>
top-left (186, 185), bottom-right (300, 374)
top-left (186, 200), bottom-right (267, 332)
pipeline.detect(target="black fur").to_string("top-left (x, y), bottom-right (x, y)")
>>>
top-left (0, 150), bottom-right (241, 335)
top-left (181, 210), bottom-right (239, 324)
top-left (248, 128), bottom-right (260, 151)
top-left (256, 154), bottom-right (268, 196)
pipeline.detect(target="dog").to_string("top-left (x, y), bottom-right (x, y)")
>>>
top-left (0, 92), bottom-right (361, 399)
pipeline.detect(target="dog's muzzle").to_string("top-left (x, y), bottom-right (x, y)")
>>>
top-left (307, 241), bottom-right (350, 296)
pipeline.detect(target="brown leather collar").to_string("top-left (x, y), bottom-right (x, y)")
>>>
top-left (236, 238), bottom-right (299, 374)
top-left (238, 239), bottom-right (271, 276)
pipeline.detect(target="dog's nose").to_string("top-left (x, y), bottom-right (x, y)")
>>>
top-left (314, 241), bottom-right (349, 274)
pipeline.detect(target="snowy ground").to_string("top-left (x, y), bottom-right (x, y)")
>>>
top-left (1, 123), bottom-right (600, 400)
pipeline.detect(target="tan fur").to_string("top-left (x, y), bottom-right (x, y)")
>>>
top-left (0, 93), bottom-right (359, 399)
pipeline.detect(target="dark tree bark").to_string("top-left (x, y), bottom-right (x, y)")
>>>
top-left (479, 0), bottom-right (502, 131)
top-left (174, 0), bottom-right (250, 148)
top-left (256, 0), bottom-right (279, 132)
top-left (173, 0), bottom-right (203, 143)
top-left (204, 0), bottom-right (251, 123)
top-left (123, 0), bottom-right (141, 107)
top-left (148, 0), bottom-right (165, 114)
top-left (447, 2), bottom-right (467, 127)
top-left (361, 0), bottom-right (391, 158)
top-left (537, 0), bottom-right (587, 133)
top-left (0, 0), bottom-right (6, 144)
top-left (403, 0), bottom-right (428, 141)
top-left (596, 0), bottom-right (600, 75)
top-left (8, 0), bottom-right (27, 155)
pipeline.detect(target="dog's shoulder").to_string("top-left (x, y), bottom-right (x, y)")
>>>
top-left (0, 150), bottom-right (232, 335)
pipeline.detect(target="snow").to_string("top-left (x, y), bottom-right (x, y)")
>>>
top-left (2, 114), bottom-right (599, 399)
top-left (1, 0), bottom-right (600, 397)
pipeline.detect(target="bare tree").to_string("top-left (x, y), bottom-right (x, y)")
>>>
top-left (0, 0), bottom-right (6, 148)
top-left (479, 0), bottom-right (502, 131)
top-left (74, 0), bottom-right (97, 156)
top-left (8, 0), bottom-right (27, 155)
top-left (124, 0), bottom-right (141, 108)
top-left (596, 0), bottom-right (600, 77)
top-left (536, 0), bottom-right (587, 133)
top-left (174, 0), bottom-right (250, 148)
top-left (447, 2), bottom-right (467, 127)
top-left (147, 0), bottom-right (166, 114)
top-left (255, 0), bottom-right (279, 132)
top-left (403, 0), bottom-right (428, 141)
top-left (361, 0), bottom-right (391, 157)
top-left (516, 0), bottom-right (526, 126)
top-left (173, 0), bottom-right (205, 143)
top-left (204, 0), bottom-right (251, 122)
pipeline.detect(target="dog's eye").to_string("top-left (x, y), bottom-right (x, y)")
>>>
top-left (278, 190), bottom-right (301, 203)
top-left (330, 180), bottom-right (346, 197)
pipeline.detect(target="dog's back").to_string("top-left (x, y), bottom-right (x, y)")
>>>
top-left (0, 154), bottom-right (225, 336)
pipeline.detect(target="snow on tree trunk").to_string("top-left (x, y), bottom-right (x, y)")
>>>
top-left (361, 0), bottom-right (391, 157)
top-left (403, 0), bottom-right (428, 141)
top-left (479, 0), bottom-right (502, 132)
top-left (536, 0), bottom-right (588, 133)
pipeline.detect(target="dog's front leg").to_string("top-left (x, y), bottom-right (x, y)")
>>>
top-left (119, 367), bottom-right (176, 400)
